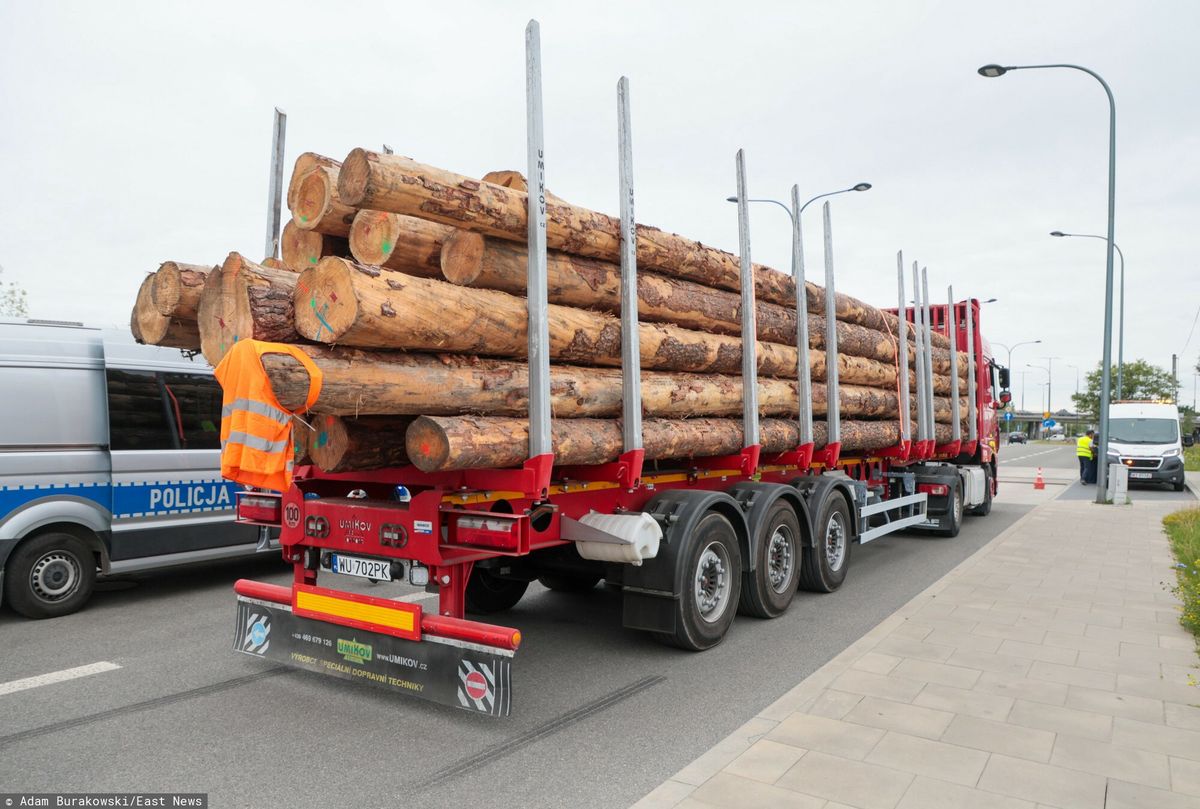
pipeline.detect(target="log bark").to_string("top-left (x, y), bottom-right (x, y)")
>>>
top-left (198, 253), bottom-right (301, 366)
top-left (131, 275), bottom-right (200, 350)
top-left (338, 150), bottom-right (949, 348)
top-left (440, 231), bottom-right (965, 374)
top-left (282, 220), bottom-right (348, 272)
top-left (262, 346), bottom-right (965, 422)
top-left (813, 420), bottom-right (954, 452)
top-left (306, 414), bottom-right (413, 473)
top-left (287, 153), bottom-right (340, 211)
top-left (347, 210), bottom-right (453, 276)
top-left (294, 258), bottom-right (798, 377)
top-left (292, 166), bottom-right (356, 237)
top-left (150, 262), bottom-right (212, 320)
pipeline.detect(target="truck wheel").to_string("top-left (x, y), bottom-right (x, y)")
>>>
top-left (968, 467), bottom-right (993, 517)
top-left (655, 511), bottom-right (741, 651)
top-left (799, 491), bottom-right (851, 593)
top-left (464, 569), bottom-right (528, 614)
top-left (740, 500), bottom-right (801, 618)
top-left (538, 573), bottom-right (601, 592)
top-left (5, 532), bottom-right (97, 619)
top-left (939, 481), bottom-right (964, 538)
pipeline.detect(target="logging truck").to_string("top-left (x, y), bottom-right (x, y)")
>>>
top-left (225, 23), bottom-right (1007, 716)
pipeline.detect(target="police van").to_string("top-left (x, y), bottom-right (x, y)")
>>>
top-left (0, 318), bottom-right (271, 618)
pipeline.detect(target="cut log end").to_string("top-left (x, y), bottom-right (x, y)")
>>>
top-left (150, 261), bottom-right (211, 319)
top-left (439, 230), bottom-right (486, 285)
top-left (133, 274), bottom-right (200, 349)
top-left (307, 414), bottom-right (412, 473)
top-left (282, 220), bottom-right (347, 272)
top-left (294, 257), bottom-right (359, 343)
top-left (348, 209), bottom-right (404, 267)
top-left (480, 170), bottom-right (528, 192)
top-left (338, 148), bottom-right (372, 207)
top-left (293, 169), bottom-right (336, 232)
top-left (406, 416), bottom-right (453, 472)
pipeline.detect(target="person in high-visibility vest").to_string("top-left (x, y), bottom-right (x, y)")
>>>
top-left (1076, 429), bottom-right (1096, 484)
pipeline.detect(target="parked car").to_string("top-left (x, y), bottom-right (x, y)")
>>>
top-left (0, 318), bottom-right (273, 618)
top-left (1008, 432), bottom-right (1027, 444)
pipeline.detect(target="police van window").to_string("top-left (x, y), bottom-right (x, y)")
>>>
top-left (106, 369), bottom-right (173, 450)
top-left (161, 373), bottom-right (221, 450)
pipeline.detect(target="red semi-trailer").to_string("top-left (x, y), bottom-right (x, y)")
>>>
top-left (228, 22), bottom-right (1009, 716)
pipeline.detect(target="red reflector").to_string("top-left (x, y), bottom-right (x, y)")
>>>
top-left (236, 492), bottom-right (282, 525)
top-left (918, 483), bottom-right (949, 496)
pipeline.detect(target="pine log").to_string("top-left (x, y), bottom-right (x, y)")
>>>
top-left (198, 253), bottom-right (301, 366)
top-left (338, 150), bottom-right (949, 348)
top-left (440, 231), bottom-right (966, 375)
top-left (282, 220), bottom-right (348, 272)
top-left (293, 417), bottom-right (315, 467)
top-left (132, 275), bottom-right (200, 350)
top-left (294, 258), bottom-right (798, 377)
top-left (262, 346), bottom-right (965, 422)
top-left (150, 262), bottom-right (212, 320)
top-left (347, 211), bottom-right (453, 276)
top-left (307, 414), bottom-right (413, 473)
top-left (288, 153), bottom-right (341, 211)
top-left (292, 166), bottom-right (356, 237)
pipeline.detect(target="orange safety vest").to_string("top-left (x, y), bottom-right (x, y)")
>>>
top-left (213, 340), bottom-right (322, 492)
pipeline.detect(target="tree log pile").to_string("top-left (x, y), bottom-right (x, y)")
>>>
top-left (129, 150), bottom-right (973, 475)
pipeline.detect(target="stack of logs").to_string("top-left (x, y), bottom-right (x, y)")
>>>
top-left (131, 150), bottom-right (969, 476)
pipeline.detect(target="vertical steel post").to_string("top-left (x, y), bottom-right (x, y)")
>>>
top-left (735, 150), bottom-right (759, 448)
top-left (264, 107), bottom-right (287, 260)
top-left (948, 286), bottom-right (961, 442)
top-left (525, 20), bottom-right (551, 459)
top-left (382, 144), bottom-right (394, 155)
top-left (966, 298), bottom-right (978, 442)
top-left (896, 253), bottom-right (910, 442)
top-left (921, 268), bottom-right (935, 438)
top-left (911, 263), bottom-right (927, 443)
top-left (617, 77), bottom-right (642, 452)
top-left (791, 185), bottom-right (813, 446)
top-left (822, 202), bottom-right (839, 447)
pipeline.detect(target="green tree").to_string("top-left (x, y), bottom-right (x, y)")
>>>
top-left (1071, 359), bottom-right (1177, 418)
top-left (0, 264), bottom-right (29, 317)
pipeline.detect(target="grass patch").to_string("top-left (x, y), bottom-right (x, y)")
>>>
top-left (1185, 444), bottom-right (1200, 472)
top-left (1165, 508), bottom-right (1200, 640)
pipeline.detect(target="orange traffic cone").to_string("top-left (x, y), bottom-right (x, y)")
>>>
top-left (1033, 467), bottom-right (1045, 490)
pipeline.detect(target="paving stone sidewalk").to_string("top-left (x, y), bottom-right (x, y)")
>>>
top-left (635, 480), bottom-right (1200, 809)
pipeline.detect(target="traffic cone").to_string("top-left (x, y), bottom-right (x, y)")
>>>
top-left (1034, 467), bottom-right (1045, 490)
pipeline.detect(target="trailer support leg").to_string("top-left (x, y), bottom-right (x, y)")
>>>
top-left (437, 561), bottom-right (473, 618)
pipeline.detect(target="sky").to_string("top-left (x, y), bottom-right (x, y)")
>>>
top-left (1, 0), bottom-right (1198, 412)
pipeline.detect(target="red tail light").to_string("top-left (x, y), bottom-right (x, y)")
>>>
top-left (236, 491), bottom-right (282, 525)
top-left (918, 483), bottom-right (949, 497)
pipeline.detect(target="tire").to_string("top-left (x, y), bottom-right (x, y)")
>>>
top-left (968, 467), bottom-right (993, 517)
top-left (739, 500), bottom-right (801, 618)
top-left (654, 511), bottom-right (741, 651)
top-left (799, 491), bottom-right (852, 593)
top-left (4, 532), bottom-right (97, 619)
top-left (464, 568), bottom-right (528, 614)
top-left (939, 480), bottom-right (964, 538)
top-left (537, 573), bottom-right (601, 593)
top-left (1174, 478), bottom-right (1187, 493)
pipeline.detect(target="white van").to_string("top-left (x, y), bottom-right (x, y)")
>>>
top-left (1104, 401), bottom-right (1187, 492)
top-left (0, 318), bottom-right (274, 618)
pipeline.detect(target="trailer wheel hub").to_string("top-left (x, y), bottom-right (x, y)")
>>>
top-left (767, 526), bottom-right (795, 594)
top-left (694, 542), bottom-right (731, 623)
top-left (31, 551), bottom-right (81, 602)
top-left (825, 514), bottom-right (847, 572)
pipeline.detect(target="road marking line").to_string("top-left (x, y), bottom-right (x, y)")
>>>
top-left (394, 591), bottom-right (437, 603)
top-left (0, 662), bottom-right (121, 697)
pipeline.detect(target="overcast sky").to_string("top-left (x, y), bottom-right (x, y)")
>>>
top-left (2, 0), bottom-right (1197, 411)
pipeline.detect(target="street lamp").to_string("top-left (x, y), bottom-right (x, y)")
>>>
top-left (992, 339), bottom-right (1042, 378)
top-left (978, 62), bottom-right (1117, 504)
top-left (1067, 363), bottom-right (1081, 395)
top-left (726, 182), bottom-right (872, 224)
top-left (1051, 231), bottom-right (1126, 399)
top-left (1027, 362), bottom-right (1052, 415)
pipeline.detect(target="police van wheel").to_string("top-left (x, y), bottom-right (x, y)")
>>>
top-left (5, 532), bottom-right (96, 619)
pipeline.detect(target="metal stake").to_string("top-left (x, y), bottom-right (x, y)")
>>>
top-left (792, 185), bottom-right (813, 446)
top-left (896, 253), bottom-right (910, 442)
top-left (912, 263), bottom-right (928, 443)
top-left (948, 286), bottom-right (961, 442)
top-left (525, 20), bottom-right (551, 459)
top-left (618, 77), bottom-right (642, 452)
top-left (735, 150), bottom-right (759, 448)
top-left (966, 298), bottom-right (978, 442)
top-left (921, 268), bottom-right (935, 437)
top-left (264, 107), bottom-right (287, 260)
top-left (823, 201), bottom-right (839, 447)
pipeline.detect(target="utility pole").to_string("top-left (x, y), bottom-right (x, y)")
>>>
top-left (1172, 354), bottom-right (1179, 404)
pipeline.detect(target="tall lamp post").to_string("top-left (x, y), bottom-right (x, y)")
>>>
top-left (725, 182), bottom-right (872, 255)
top-left (992, 339), bottom-right (1042, 377)
top-left (1027, 362), bottom-right (1052, 415)
top-left (1051, 231), bottom-right (1126, 398)
top-left (978, 62), bottom-right (1117, 503)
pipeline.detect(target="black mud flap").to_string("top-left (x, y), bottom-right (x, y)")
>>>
top-left (234, 596), bottom-right (514, 716)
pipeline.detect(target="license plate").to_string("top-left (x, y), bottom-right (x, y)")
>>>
top-left (1129, 472), bottom-right (1153, 480)
top-left (327, 553), bottom-right (393, 582)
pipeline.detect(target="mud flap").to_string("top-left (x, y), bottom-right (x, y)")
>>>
top-left (234, 596), bottom-right (514, 716)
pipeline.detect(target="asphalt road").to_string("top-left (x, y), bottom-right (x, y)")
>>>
top-left (998, 440), bottom-right (1081, 470)
top-left (0, 499), bottom-right (1031, 809)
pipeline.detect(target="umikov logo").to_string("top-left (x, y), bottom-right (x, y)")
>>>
top-left (337, 638), bottom-right (372, 664)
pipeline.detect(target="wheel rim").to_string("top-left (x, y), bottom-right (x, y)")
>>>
top-left (952, 488), bottom-right (963, 526)
top-left (766, 524), bottom-right (795, 594)
top-left (30, 551), bottom-right (82, 603)
top-left (825, 512), bottom-right (847, 571)
top-left (694, 540), bottom-right (732, 623)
